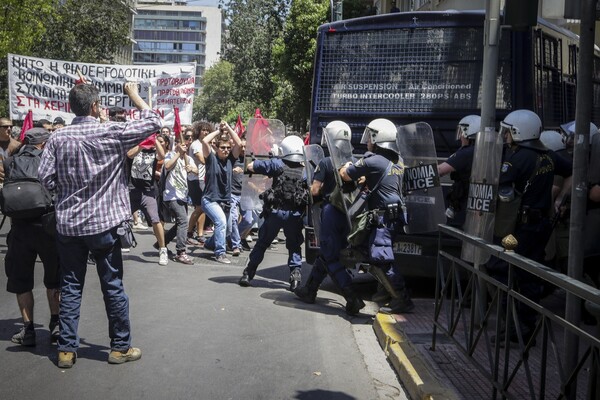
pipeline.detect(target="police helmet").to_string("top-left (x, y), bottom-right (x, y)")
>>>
top-left (540, 130), bottom-right (566, 152)
top-left (321, 120), bottom-right (352, 147)
top-left (280, 135), bottom-right (304, 162)
top-left (500, 110), bottom-right (542, 142)
top-left (360, 118), bottom-right (401, 155)
top-left (559, 120), bottom-right (599, 145)
top-left (456, 115), bottom-right (481, 140)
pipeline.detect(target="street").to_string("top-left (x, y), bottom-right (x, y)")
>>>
top-left (0, 223), bottom-right (408, 400)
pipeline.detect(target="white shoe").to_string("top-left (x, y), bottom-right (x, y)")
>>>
top-left (246, 235), bottom-right (253, 242)
top-left (158, 248), bottom-right (169, 266)
top-left (121, 248), bottom-right (131, 253)
top-left (133, 222), bottom-right (148, 230)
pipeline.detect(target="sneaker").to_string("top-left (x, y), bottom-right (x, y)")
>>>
top-left (49, 320), bottom-right (59, 343)
top-left (271, 238), bottom-right (279, 244)
top-left (289, 269), bottom-right (302, 292)
top-left (11, 326), bottom-right (36, 347)
top-left (133, 222), bottom-right (148, 231)
top-left (205, 226), bottom-right (214, 233)
top-left (246, 235), bottom-right (253, 243)
top-left (215, 254), bottom-right (231, 264)
top-left (194, 235), bottom-right (206, 244)
top-left (121, 247), bottom-right (131, 253)
top-left (158, 247), bottom-right (169, 266)
top-left (108, 347), bottom-right (142, 364)
top-left (174, 253), bottom-right (194, 265)
top-left (240, 239), bottom-right (252, 251)
top-left (232, 248), bottom-right (241, 257)
top-left (238, 271), bottom-right (251, 287)
top-left (58, 351), bottom-right (76, 368)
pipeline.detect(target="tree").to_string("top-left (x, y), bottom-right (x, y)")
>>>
top-left (32, 0), bottom-right (131, 63)
top-left (0, 0), bottom-right (57, 115)
top-left (272, 0), bottom-right (328, 131)
top-left (193, 60), bottom-right (236, 122)
top-left (222, 0), bottom-right (289, 114)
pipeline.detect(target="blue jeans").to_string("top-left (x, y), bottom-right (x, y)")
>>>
top-left (238, 208), bottom-right (259, 239)
top-left (227, 194), bottom-right (241, 249)
top-left (246, 210), bottom-right (304, 275)
top-left (56, 227), bottom-right (131, 352)
top-left (202, 197), bottom-right (228, 257)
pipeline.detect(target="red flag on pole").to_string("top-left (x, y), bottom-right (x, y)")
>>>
top-left (139, 133), bottom-right (157, 149)
top-left (19, 110), bottom-right (34, 142)
top-left (234, 114), bottom-right (245, 137)
top-left (303, 132), bottom-right (310, 145)
top-left (173, 107), bottom-right (182, 140)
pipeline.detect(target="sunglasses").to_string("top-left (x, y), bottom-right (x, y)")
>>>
top-left (219, 146), bottom-right (231, 150)
top-left (183, 136), bottom-right (192, 140)
top-left (0, 125), bottom-right (12, 128)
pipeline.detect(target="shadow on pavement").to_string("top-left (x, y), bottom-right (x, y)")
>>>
top-left (293, 389), bottom-right (356, 400)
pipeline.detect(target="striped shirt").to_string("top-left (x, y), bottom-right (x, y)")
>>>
top-left (39, 110), bottom-right (162, 236)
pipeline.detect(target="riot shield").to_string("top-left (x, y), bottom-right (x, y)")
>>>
top-left (240, 118), bottom-right (286, 212)
top-left (303, 144), bottom-right (325, 241)
top-left (323, 129), bottom-right (359, 227)
top-left (396, 122), bottom-right (446, 234)
top-left (589, 133), bottom-right (600, 184)
top-left (461, 127), bottom-right (504, 264)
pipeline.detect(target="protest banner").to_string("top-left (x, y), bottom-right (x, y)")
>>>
top-left (7, 53), bottom-right (196, 126)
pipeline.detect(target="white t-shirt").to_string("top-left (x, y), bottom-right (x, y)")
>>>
top-left (163, 151), bottom-right (195, 201)
top-left (188, 139), bottom-right (205, 181)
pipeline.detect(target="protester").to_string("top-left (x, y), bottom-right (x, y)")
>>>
top-left (4, 128), bottom-right (60, 347)
top-left (227, 135), bottom-right (246, 256)
top-left (0, 117), bottom-right (21, 185)
top-left (52, 117), bottom-right (65, 130)
top-left (161, 130), bottom-right (198, 264)
top-left (39, 82), bottom-right (161, 368)
top-left (127, 132), bottom-right (168, 265)
top-left (187, 121), bottom-right (212, 245)
top-left (201, 122), bottom-right (243, 264)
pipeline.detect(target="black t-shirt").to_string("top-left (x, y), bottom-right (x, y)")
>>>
top-left (204, 151), bottom-right (235, 203)
top-left (446, 145), bottom-right (474, 174)
top-left (313, 157), bottom-right (337, 198)
top-left (231, 155), bottom-right (244, 196)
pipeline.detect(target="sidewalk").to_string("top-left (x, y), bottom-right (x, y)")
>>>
top-left (371, 290), bottom-right (595, 400)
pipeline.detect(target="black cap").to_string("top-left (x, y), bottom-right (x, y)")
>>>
top-left (24, 128), bottom-right (51, 145)
top-left (53, 117), bottom-right (65, 125)
top-left (35, 119), bottom-right (52, 128)
top-left (109, 106), bottom-right (126, 117)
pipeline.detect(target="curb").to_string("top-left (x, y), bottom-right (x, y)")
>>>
top-left (373, 313), bottom-right (461, 400)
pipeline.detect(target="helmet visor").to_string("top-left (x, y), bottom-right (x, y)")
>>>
top-left (499, 122), bottom-right (517, 141)
top-left (361, 126), bottom-right (377, 145)
top-left (456, 124), bottom-right (469, 141)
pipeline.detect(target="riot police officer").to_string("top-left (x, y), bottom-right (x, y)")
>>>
top-left (294, 121), bottom-right (365, 315)
top-left (238, 135), bottom-right (308, 291)
top-left (438, 115), bottom-right (480, 225)
top-left (488, 109), bottom-right (572, 344)
top-left (340, 119), bottom-right (414, 314)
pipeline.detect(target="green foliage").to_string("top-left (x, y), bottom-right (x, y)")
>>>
top-left (342, 0), bottom-right (376, 19)
top-left (32, 0), bottom-right (131, 63)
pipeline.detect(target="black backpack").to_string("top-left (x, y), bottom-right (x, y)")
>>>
top-left (0, 146), bottom-right (53, 218)
top-left (265, 163), bottom-right (308, 211)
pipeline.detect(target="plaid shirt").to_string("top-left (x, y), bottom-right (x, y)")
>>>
top-left (39, 110), bottom-right (162, 236)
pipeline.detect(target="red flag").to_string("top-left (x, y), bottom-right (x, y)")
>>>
top-left (304, 132), bottom-right (310, 145)
top-left (19, 110), bottom-right (34, 142)
top-left (173, 107), bottom-right (181, 140)
top-left (234, 114), bottom-right (245, 137)
top-left (251, 108), bottom-right (272, 154)
top-left (139, 133), bottom-right (157, 149)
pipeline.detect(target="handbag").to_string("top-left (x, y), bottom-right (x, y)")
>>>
top-left (116, 221), bottom-right (137, 249)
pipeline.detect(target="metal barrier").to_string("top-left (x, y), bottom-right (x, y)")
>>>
top-left (433, 224), bottom-right (600, 400)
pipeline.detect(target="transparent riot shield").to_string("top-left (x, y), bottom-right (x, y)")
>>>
top-left (461, 127), bottom-right (504, 264)
top-left (323, 129), bottom-right (359, 227)
top-left (396, 122), bottom-right (446, 234)
top-left (589, 134), bottom-right (600, 184)
top-left (303, 144), bottom-right (325, 241)
top-left (240, 118), bottom-right (286, 212)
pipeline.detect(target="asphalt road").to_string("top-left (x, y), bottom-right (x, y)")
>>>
top-left (0, 222), bottom-right (408, 400)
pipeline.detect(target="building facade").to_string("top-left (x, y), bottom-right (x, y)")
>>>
top-left (133, 0), bottom-right (222, 91)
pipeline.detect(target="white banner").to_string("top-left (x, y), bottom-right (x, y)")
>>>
top-left (8, 53), bottom-right (196, 126)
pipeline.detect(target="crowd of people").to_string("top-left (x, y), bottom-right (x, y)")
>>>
top-left (1, 80), bottom-right (598, 368)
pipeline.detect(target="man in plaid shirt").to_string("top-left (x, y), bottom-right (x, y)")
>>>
top-left (39, 82), bottom-right (162, 368)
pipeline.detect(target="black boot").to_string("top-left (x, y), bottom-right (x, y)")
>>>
top-left (379, 289), bottom-right (414, 314)
top-left (294, 273), bottom-right (320, 304)
top-left (238, 267), bottom-right (255, 287)
top-left (289, 268), bottom-right (301, 292)
top-left (372, 282), bottom-right (392, 303)
top-left (342, 287), bottom-right (366, 316)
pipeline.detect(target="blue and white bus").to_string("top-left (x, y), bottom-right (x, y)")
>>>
top-left (307, 10), bottom-right (600, 276)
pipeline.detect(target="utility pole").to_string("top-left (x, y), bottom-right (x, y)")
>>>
top-left (564, 0), bottom-right (597, 397)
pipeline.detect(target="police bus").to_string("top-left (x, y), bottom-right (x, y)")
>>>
top-left (307, 9), bottom-right (600, 277)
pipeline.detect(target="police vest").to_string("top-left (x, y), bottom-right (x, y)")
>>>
top-left (262, 164), bottom-right (308, 211)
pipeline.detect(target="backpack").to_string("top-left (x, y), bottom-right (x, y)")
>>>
top-left (262, 163), bottom-right (308, 211)
top-left (0, 146), bottom-right (53, 219)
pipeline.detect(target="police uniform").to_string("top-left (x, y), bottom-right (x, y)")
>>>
top-left (241, 158), bottom-right (307, 290)
top-left (488, 143), bottom-right (571, 336)
top-left (295, 156), bottom-right (366, 314)
top-left (345, 152), bottom-right (412, 312)
top-left (445, 145), bottom-right (475, 225)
